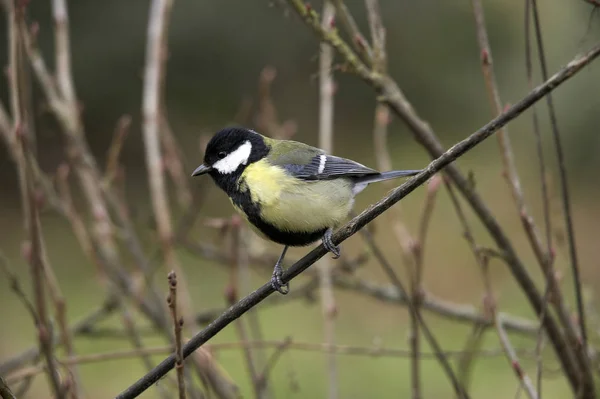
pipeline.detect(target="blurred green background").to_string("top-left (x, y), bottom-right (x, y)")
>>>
top-left (1, 0), bottom-right (600, 398)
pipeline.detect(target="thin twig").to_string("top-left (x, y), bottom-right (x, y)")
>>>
top-left (227, 218), bottom-right (263, 399)
top-left (40, 241), bottom-right (82, 399)
top-left (363, 2), bottom-right (424, 396)
top-left (530, 2), bottom-right (595, 396)
top-left (318, 2), bottom-right (338, 398)
top-left (411, 176), bottom-right (442, 399)
top-left (103, 115), bottom-right (132, 187)
top-left (333, 275), bottom-right (538, 334)
top-left (481, 253), bottom-right (538, 399)
top-left (254, 66), bottom-right (297, 139)
top-left (496, 315), bottom-right (539, 399)
top-left (19, 0), bottom-right (173, 345)
top-left (332, 0), bottom-right (373, 65)
top-left (358, 224), bottom-right (468, 399)
top-left (120, 305), bottom-right (175, 399)
top-left (160, 116), bottom-right (193, 209)
top-left (0, 251), bottom-right (38, 322)
top-left (9, 2), bottom-right (63, 395)
top-left (168, 272), bottom-right (187, 399)
top-left (470, 0), bottom-right (556, 283)
top-left (143, 0), bottom-right (197, 327)
top-left (52, 0), bottom-right (76, 106)
top-left (529, 0), bottom-right (589, 360)
top-left (115, 46), bottom-right (600, 397)
top-left (22, 140), bottom-right (64, 398)
top-left (524, 3), bottom-right (553, 393)
top-left (284, 1), bottom-right (594, 393)
top-left (0, 296), bottom-right (120, 375)
top-left (0, 101), bottom-right (11, 139)
top-left (471, 3), bottom-right (565, 396)
top-left (456, 323), bottom-right (486, 393)
top-left (7, 340), bottom-right (543, 384)
top-left (0, 376), bottom-right (16, 399)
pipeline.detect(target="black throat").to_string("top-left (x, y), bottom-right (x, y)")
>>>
top-left (207, 138), bottom-right (326, 247)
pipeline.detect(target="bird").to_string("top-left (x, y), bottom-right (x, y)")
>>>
top-left (192, 126), bottom-right (421, 294)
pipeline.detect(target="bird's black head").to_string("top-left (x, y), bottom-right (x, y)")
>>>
top-left (191, 127), bottom-right (269, 188)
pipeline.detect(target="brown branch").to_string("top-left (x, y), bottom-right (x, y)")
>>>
top-left (456, 324), bottom-right (487, 391)
top-left (0, 376), bottom-right (16, 399)
top-left (227, 219), bottom-right (263, 398)
top-left (142, 0), bottom-right (196, 325)
top-left (0, 296), bottom-right (120, 376)
top-left (120, 305), bottom-right (175, 399)
top-left (0, 101), bottom-right (11, 139)
top-left (0, 251), bottom-right (38, 322)
top-left (254, 66), bottom-right (297, 139)
top-left (8, 2), bottom-right (63, 396)
top-left (318, 2), bottom-right (339, 398)
top-left (22, 141), bottom-right (64, 398)
top-left (363, 2), bottom-right (426, 396)
top-left (52, 0), bottom-right (76, 106)
top-left (471, 1), bottom-right (592, 394)
top-left (257, 338), bottom-right (292, 386)
top-left (332, 274), bottom-right (539, 334)
top-left (496, 315), bottom-right (539, 399)
top-left (332, 0), bottom-right (373, 64)
top-left (40, 240), bottom-right (82, 399)
top-left (7, 340), bottom-right (543, 384)
top-left (167, 272), bottom-right (187, 399)
top-left (160, 116), bottom-right (193, 209)
top-left (103, 115), bottom-right (131, 187)
top-left (284, 1), bottom-right (595, 394)
top-left (529, 0), bottom-right (591, 379)
top-left (524, 3), bottom-right (554, 394)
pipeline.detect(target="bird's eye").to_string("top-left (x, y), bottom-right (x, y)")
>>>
top-left (217, 151), bottom-right (227, 159)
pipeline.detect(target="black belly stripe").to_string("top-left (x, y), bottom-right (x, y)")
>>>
top-left (222, 175), bottom-right (326, 247)
top-left (248, 215), bottom-right (326, 247)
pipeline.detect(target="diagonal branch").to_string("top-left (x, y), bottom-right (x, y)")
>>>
top-left (530, 0), bottom-right (589, 357)
top-left (283, 2), bottom-right (593, 394)
top-left (115, 43), bottom-right (600, 398)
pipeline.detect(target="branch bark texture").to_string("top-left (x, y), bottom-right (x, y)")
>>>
top-left (115, 42), bottom-right (600, 398)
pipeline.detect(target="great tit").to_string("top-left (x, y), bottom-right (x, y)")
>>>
top-left (192, 126), bottom-right (421, 294)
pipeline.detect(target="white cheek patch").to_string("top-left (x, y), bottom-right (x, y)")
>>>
top-left (213, 140), bottom-right (253, 174)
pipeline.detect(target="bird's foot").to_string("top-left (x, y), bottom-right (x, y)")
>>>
top-left (271, 262), bottom-right (289, 295)
top-left (323, 228), bottom-right (341, 259)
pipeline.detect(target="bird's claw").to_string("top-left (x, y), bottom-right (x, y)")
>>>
top-left (323, 228), bottom-right (341, 259)
top-left (271, 263), bottom-right (289, 295)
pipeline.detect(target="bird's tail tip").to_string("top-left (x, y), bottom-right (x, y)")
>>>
top-left (378, 169), bottom-right (422, 179)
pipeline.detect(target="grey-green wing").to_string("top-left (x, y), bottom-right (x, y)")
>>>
top-left (267, 139), bottom-right (379, 181)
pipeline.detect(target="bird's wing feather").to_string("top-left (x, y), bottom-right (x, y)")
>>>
top-left (266, 140), bottom-right (379, 180)
top-left (289, 154), bottom-right (379, 180)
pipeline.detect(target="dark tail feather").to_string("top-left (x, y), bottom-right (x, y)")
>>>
top-left (355, 169), bottom-right (421, 185)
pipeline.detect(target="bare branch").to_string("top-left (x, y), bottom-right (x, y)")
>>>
top-left (116, 41), bottom-right (600, 397)
top-left (332, 0), bottom-right (373, 64)
top-left (529, 0), bottom-right (590, 365)
top-left (496, 315), bottom-right (539, 399)
top-left (226, 219), bottom-right (262, 398)
top-left (283, 1), bottom-right (596, 393)
top-left (52, 0), bottom-right (76, 105)
top-left (167, 272), bottom-right (187, 399)
top-left (104, 115), bottom-right (132, 187)
top-left (23, 142), bottom-right (64, 398)
top-left (0, 376), bottom-right (16, 399)
top-left (7, 339), bottom-right (542, 385)
top-left (318, 2), bottom-right (338, 398)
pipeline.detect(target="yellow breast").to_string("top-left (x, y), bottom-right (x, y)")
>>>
top-left (241, 160), bottom-right (354, 233)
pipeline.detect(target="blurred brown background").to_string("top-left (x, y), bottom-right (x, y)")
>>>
top-left (1, 0), bottom-right (600, 398)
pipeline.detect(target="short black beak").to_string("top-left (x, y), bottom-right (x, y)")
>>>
top-left (191, 164), bottom-right (212, 176)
